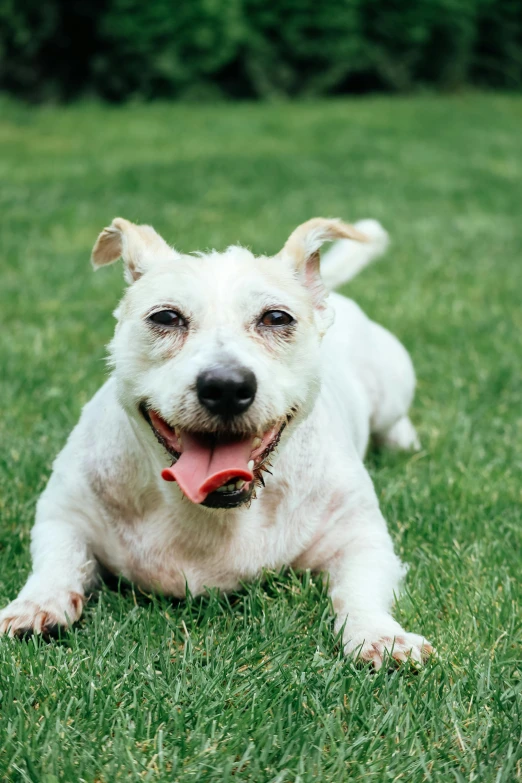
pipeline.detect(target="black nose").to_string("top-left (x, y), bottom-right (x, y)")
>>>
top-left (197, 366), bottom-right (257, 417)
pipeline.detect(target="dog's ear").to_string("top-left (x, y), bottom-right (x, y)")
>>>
top-left (280, 218), bottom-right (368, 311)
top-left (91, 218), bottom-right (179, 284)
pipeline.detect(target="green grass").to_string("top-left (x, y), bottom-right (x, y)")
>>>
top-left (0, 94), bottom-right (521, 782)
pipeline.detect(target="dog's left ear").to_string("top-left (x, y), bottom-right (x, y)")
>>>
top-left (280, 218), bottom-right (368, 313)
top-left (91, 217), bottom-right (179, 284)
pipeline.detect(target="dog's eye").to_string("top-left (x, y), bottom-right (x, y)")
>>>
top-left (149, 310), bottom-right (186, 328)
top-left (259, 310), bottom-right (295, 328)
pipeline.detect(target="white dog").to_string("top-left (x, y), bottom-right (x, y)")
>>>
top-left (0, 216), bottom-right (434, 668)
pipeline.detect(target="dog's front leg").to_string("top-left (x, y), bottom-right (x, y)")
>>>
top-left (0, 515), bottom-right (96, 637)
top-left (313, 477), bottom-right (434, 668)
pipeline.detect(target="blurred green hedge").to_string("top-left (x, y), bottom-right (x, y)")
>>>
top-left (1, 0), bottom-right (521, 100)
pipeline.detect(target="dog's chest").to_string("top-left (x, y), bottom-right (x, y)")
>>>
top-left (97, 482), bottom-right (325, 597)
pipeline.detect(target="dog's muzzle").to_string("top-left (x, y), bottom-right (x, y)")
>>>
top-left (196, 366), bottom-right (257, 418)
top-left (141, 404), bottom-right (291, 509)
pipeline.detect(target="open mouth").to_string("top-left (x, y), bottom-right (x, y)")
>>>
top-left (140, 404), bottom-right (289, 509)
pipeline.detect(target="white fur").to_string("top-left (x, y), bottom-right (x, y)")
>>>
top-left (320, 218), bottom-right (389, 290)
top-left (0, 217), bottom-right (433, 668)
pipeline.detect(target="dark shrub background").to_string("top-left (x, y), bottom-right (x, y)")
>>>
top-left (1, 0), bottom-right (521, 101)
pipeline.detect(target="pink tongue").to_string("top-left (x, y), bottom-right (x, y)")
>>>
top-left (161, 432), bottom-right (254, 504)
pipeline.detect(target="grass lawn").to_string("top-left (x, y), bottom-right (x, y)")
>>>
top-left (0, 94), bottom-right (521, 782)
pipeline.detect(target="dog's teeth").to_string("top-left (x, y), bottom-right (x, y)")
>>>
top-left (236, 480), bottom-right (246, 490)
top-left (216, 483), bottom-right (237, 493)
top-left (252, 437), bottom-right (262, 449)
top-left (248, 460), bottom-right (254, 471)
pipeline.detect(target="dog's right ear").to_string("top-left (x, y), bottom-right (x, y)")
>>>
top-left (279, 217), bottom-right (368, 307)
top-left (91, 218), bottom-right (179, 284)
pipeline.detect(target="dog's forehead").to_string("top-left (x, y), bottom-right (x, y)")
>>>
top-left (124, 246), bottom-right (310, 316)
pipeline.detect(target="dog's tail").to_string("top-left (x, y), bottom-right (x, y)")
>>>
top-left (320, 219), bottom-right (389, 291)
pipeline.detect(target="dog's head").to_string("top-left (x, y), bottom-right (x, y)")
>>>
top-left (91, 217), bottom-right (367, 509)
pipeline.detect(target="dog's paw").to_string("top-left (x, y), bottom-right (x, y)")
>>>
top-left (377, 416), bottom-right (421, 453)
top-left (344, 627), bottom-right (435, 670)
top-left (0, 590), bottom-right (84, 638)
